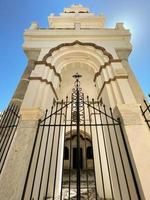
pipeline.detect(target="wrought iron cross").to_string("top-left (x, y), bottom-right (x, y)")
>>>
top-left (72, 73), bottom-right (82, 80)
top-left (72, 73), bottom-right (82, 88)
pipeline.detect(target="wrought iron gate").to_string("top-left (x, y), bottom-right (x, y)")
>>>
top-left (0, 104), bottom-right (20, 173)
top-left (140, 99), bottom-right (150, 129)
top-left (22, 74), bottom-right (141, 200)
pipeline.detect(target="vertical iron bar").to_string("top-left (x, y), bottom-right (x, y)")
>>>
top-left (76, 81), bottom-right (81, 200)
top-left (97, 102), bottom-right (114, 199)
top-left (29, 109), bottom-right (48, 200)
top-left (53, 100), bottom-right (64, 200)
top-left (118, 118), bottom-right (141, 200)
top-left (103, 105), bottom-right (123, 200)
top-left (38, 106), bottom-right (54, 199)
top-left (83, 95), bottom-right (89, 200)
top-left (140, 105), bottom-right (150, 129)
top-left (92, 99), bottom-right (105, 199)
top-left (0, 104), bottom-right (16, 151)
top-left (110, 108), bottom-right (131, 199)
top-left (45, 103), bottom-right (59, 198)
top-left (60, 97), bottom-right (69, 200)
top-left (0, 106), bottom-right (20, 173)
top-left (0, 109), bottom-right (6, 130)
top-left (0, 104), bottom-right (11, 144)
top-left (87, 96), bottom-right (98, 200)
top-left (69, 96), bottom-right (73, 200)
top-left (0, 104), bottom-right (18, 161)
top-left (0, 109), bottom-right (7, 139)
top-left (144, 100), bottom-right (150, 113)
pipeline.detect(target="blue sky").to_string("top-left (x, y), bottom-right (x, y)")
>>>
top-left (0, 0), bottom-right (150, 111)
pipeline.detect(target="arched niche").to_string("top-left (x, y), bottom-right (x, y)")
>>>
top-left (35, 41), bottom-right (117, 102)
top-left (43, 41), bottom-right (113, 99)
top-left (58, 62), bottom-right (98, 99)
top-left (45, 42), bottom-right (110, 75)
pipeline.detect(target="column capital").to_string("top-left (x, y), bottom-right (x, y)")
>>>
top-left (24, 49), bottom-right (40, 61)
top-left (115, 48), bottom-right (132, 61)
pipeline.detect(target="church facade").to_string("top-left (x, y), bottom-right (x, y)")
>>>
top-left (0, 4), bottom-right (150, 200)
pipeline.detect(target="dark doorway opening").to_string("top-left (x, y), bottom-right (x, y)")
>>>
top-left (73, 148), bottom-right (83, 169)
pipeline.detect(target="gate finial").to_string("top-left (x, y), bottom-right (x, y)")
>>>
top-left (72, 73), bottom-right (82, 87)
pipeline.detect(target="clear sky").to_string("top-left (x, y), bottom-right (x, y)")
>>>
top-left (0, 0), bottom-right (150, 111)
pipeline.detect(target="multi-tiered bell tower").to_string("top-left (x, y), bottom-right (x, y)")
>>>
top-left (0, 4), bottom-right (150, 200)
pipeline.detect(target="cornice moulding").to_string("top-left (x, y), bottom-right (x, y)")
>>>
top-left (23, 29), bottom-right (131, 44)
top-left (24, 29), bottom-right (130, 36)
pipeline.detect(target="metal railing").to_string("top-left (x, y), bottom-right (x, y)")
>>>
top-left (0, 104), bottom-right (20, 173)
top-left (140, 99), bottom-right (150, 129)
top-left (21, 75), bottom-right (141, 200)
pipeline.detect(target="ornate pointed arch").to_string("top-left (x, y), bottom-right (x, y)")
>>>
top-left (35, 40), bottom-right (121, 82)
top-left (42, 40), bottom-right (113, 62)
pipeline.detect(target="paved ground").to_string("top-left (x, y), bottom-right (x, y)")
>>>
top-left (62, 169), bottom-right (97, 200)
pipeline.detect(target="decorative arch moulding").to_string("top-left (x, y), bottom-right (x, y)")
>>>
top-left (34, 40), bottom-right (122, 83)
top-left (42, 40), bottom-right (113, 61)
top-left (97, 75), bottom-right (128, 100)
top-left (34, 61), bottom-right (62, 82)
top-left (94, 59), bottom-right (122, 81)
top-left (29, 77), bottom-right (59, 100)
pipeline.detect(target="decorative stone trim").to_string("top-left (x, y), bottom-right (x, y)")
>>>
top-left (11, 98), bottom-right (22, 104)
top-left (29, 77), bottom-right (59, 100)
top-left (35, 41), bottom-right (118, 84)
top-left (94, 59), bottom-right (122, 81)
top-left (97, 75), bottom-right (128, 100)
top-left (42, 40), bottom-right (113, 61)
top-left (35, 61), bottom-right (62, 82)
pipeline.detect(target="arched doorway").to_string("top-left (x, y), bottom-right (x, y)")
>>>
top-left (63, 130), bottom-right (93, 170)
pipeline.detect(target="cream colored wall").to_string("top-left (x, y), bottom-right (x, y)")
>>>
top-left (20, 38), bottom-right (150, 199)
top-left (21, 63), bottom-right (58, 110)
top-left (24, 39), bottom-right (129, 62)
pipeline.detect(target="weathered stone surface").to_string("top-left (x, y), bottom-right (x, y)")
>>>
top-left (114, 103), bottom-right (143, 125)
top-left (0, 118), bottom-right (40, 200)
top-left (11, 54), bottom-right (40, 107)
top-left (20, 107), bottom-right (44, 120)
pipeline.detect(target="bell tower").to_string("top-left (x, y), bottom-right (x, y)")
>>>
top-left (0, 4), bottom-right (150, 200)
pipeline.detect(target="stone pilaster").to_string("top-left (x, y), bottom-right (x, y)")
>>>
top-left (0, 108), bottom-right (44, 200)
top-left (114, 103), bottom-right (150, 200)
top-left (11, 50), bottom-right (40, 107)
top-left (116, 49), bottom-right (145, 104)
